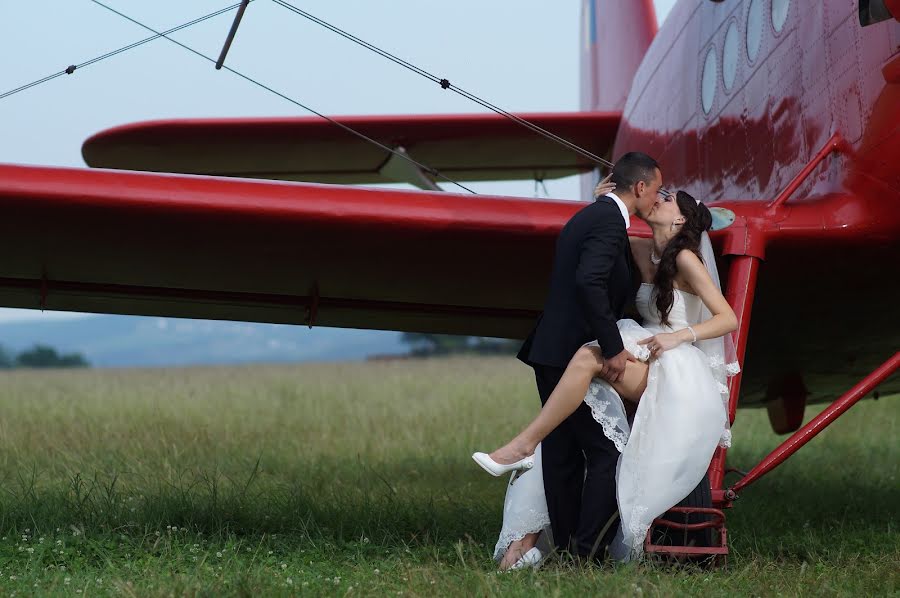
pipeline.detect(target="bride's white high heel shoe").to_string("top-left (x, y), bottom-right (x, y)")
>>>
top-left (509, 547), bottom-right (543, 571)
top-left (471, 452), bottom-right (535, 477)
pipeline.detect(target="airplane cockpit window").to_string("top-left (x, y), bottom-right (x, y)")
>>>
top-left (702, 46), bottom-right (718, 114)
top-left (746, 0), bottom-right (763, 62)
top-left (723, 21), bottom-right (739, 91)
top-left (772, 0), bottom-right (790, 33)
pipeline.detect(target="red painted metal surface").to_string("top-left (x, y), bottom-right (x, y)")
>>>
top-left (764, 372), bottom-right (809, 434)
top-left (580, 0), bottom-right (657, 114)
top-left (728, 352), bottom-right (900, 497)
top-left (644, 508), bottom-right (729, 562)
top-left (0, 162), bottom-right (584, 338)
top-left (82, 112), bottom-right (622, 184)
top-left (709, 255), bottom-right (760, 500)
top-left (887, 0), bottom-right (900, 21)
top-left (604, 1), bottom-right (900, 206)
top-left (767, 133), bottom-right (851, 209)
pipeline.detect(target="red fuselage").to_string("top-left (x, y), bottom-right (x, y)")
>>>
top-left (581, 1), bottom-right (900, 403)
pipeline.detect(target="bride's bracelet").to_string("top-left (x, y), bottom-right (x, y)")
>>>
top-left (686, 326), bottom-right (698, 343)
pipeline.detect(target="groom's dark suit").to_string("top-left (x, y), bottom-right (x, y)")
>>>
top-left (518, 194), bottom-right (636, 558)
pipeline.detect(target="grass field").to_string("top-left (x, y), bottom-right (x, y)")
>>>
top-left (0, 357), bottom-right (897, 597)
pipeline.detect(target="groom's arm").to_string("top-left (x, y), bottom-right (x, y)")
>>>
top-left (575, 212), bottom-right (626, 360)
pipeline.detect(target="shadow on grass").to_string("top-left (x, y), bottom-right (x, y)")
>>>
top-left (1, 456), bottom-right (897, 565)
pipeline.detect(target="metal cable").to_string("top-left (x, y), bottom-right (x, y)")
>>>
top-left (0, 4), bottom-right (244, 101)
top-left (269, 0), bottom-right (617, 171)
top-left (88, 0), bottom-right (476, 194)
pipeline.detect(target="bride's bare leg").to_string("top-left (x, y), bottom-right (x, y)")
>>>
top-left (489, 346), bottom-right (649, 464)
top-left (499, 533), bottom-right (539, 570)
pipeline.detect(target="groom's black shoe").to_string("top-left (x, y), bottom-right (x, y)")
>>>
top-left (576, 511), bottom-right (620, 565)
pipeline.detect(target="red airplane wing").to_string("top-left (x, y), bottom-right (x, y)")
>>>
top-left (0, 163), bottom-right (591, 339)
top-left (80, 112), bottom-right (620, 185)
top-left (1, 162), bottom-right (896, 405)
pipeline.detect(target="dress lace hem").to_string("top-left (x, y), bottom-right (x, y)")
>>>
top-left (493, 518), bottom-right (550, 561)
top-left (584, 380), bottom-right (629, 452)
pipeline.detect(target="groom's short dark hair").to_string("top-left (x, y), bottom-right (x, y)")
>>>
top-left (610, 152), bottom-right (659, 190)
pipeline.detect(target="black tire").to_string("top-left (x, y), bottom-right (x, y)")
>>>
top-left (650, 473), bottom-right (714, 549)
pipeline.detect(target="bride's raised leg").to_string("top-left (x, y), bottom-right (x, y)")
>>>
top-left (489, 346), bottom-right (648, 464)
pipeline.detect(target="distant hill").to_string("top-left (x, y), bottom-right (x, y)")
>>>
top-left (0, 315), bottom-right (406, 368)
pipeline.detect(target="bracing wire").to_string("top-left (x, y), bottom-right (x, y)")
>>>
top-left (0, 4), bottom-right (244, 101)
top-left (268, 0), bottom-right (617, 172)
top-left (3, 1), bottom-right (476, 194)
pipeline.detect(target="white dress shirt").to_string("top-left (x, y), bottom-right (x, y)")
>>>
top-left (604, 192), bottom-right (631, 230)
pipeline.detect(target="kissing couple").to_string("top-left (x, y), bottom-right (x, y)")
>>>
top-left (473, 152), bottom-right (740, 569)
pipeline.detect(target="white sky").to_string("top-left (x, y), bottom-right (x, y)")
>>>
top-left (0, 0), bottom-right (677, 323)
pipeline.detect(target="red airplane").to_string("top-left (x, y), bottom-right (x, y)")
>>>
top-left (0, 0), bottom-right (898, 559)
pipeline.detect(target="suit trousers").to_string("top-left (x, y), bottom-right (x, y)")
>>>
top-left (533, 364), bottom-right (620, 559)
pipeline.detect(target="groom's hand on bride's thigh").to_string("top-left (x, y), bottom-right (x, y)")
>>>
top-left (600, 349), bottom-right (637, 383)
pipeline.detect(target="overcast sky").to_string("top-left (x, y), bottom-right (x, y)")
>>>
top-left (0, 0), bottom-right (677, 323)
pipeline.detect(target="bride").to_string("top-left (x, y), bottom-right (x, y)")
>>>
top-left (474, 186), bottom-right (740, 569)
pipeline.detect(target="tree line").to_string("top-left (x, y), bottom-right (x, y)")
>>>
top-left (0, 344), bottom-right (90, 369)
top-left (400, 333), bottom-right (519, 357)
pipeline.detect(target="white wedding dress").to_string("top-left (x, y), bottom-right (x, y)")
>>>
top-left (494, 283), bottom-right (738, 563)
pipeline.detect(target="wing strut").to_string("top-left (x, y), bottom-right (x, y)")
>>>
top-left (726, 352), bottom-right (900, 499)
top-left (215, 0), bottom-right (251, 69)
top-left (709, 255), bottom-right (761, 503)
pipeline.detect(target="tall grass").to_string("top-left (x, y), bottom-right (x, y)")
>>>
top-left (0, 357), bottom-right (896, 596)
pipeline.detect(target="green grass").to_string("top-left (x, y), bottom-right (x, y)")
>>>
top-left (0, 357), bottom-right (897, 596)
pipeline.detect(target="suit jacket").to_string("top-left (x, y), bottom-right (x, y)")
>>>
top-left (518, 195), bottom-right (637, 368)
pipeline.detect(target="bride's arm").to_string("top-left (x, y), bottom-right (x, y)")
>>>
top-left (638, 250), bottom-right (737, 358)
top-left (673, 249), bottom-right (738, 342)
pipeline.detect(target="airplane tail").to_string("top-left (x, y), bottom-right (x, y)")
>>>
top-left (580, 0), bottom-right (657, 112)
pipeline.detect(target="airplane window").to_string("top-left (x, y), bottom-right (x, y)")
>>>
top-left (772, 0), bottom-right (790, 33)
top-left (723, 21), bottom-right (739, 91)
top-left (747, 0), bottom-right (763, 62)
top-left (702, 46), bottom-right (717, 114)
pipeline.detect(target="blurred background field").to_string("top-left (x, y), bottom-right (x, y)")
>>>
top-left (0, 356), bottom-right (897, 596)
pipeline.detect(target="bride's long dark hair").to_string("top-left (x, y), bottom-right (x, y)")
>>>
top-left (653, 191), bottom-right (713, 327)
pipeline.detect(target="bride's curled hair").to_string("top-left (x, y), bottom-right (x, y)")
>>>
top-left (653, 191), bottom-right (713, 327)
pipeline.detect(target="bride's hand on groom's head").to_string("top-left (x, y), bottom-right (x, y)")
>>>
top-left (638, 333), bottom-right (683, 359)
top-left (593, 173), bottom-right (616, 199)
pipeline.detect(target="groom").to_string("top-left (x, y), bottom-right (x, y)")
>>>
top-left (517, 152), bottom-right (661, 560)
